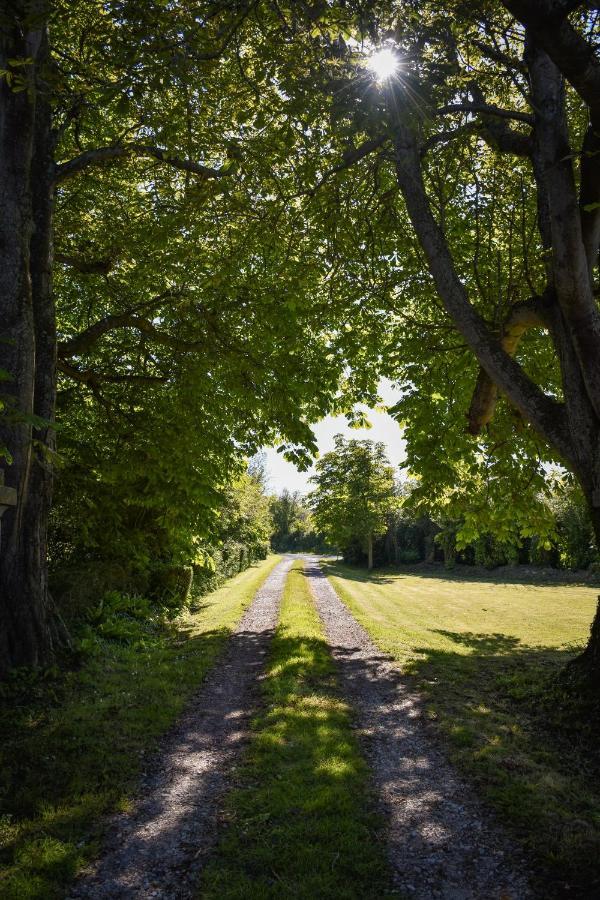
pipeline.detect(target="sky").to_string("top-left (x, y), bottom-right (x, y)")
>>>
top-left (263, 379), bottom-right (406, 496)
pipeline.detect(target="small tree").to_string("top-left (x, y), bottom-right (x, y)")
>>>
top-left (310, 436), bottom-right (397, 570)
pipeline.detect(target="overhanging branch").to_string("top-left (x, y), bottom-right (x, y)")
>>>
top-left (468, 83), bottom-right (533, 157)
top-left (55, 253), bottom-right (115, 275)
top-left (467, 296), bottom-right (549, 434)
top-left (55, 144), bottom-right (228, 184)
top-left (57, 360), bottom-right (166, 386)
top-left (58, 313), bottom-right (209, 358)
top-left (392, 120), bottom-right (573, 461)
top-left (436, 102), bottom-right (534, 125)
top-left (502, 0), bottom-right (600, 124)
top-left (307, 136), bottom-right (389, 195)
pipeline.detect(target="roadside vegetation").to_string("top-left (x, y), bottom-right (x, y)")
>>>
top-left (0, 556), bottom-right (280, 900)
top-left (324, 561), bottom-right (600, 896)
top-left (200, 561), bottom-right (392, 899)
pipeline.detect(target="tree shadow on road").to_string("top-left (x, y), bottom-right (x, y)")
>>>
top-left (0, 619), bottom-right (264, 899)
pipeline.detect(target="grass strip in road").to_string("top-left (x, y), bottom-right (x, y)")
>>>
top-left (324, 561), bottom-right (600, 897)
top-left (0, 555), bottom-right (281, 900)
top-left (200, 561), bottom-right (392, 899)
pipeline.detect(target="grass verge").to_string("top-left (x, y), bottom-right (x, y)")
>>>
top-left (324, 561), bottom-right (600, 898)
top-left (0, 555), bottom-right (281, 900)
top-left (199, 561), bottom-right (392, 899)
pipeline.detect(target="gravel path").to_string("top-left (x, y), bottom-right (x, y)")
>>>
top-left (70, 556), bottom-right (294, 900)
top-left (304, 557), bottom-right (532, 900)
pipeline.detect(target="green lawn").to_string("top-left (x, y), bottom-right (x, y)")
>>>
top-left (324, 561), bottom-right (600, 898)
top-left (200, 561), bottom-right (392, 899)
top-left (0, 555), bottom-right (281, 900)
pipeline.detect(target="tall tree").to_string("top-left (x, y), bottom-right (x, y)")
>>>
top-left (246, 0), bottom-right (600, 681)
top-left (0, 0), bottom-right (375, 674)
top-left (310, 435), bottom-right (397, 569)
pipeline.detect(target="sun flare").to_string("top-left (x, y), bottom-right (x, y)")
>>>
top-left (367, 47), bottom-right (399, 82)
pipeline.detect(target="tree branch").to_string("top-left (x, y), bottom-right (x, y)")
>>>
top-left (468, 83), bottom-right (533, 157)
top-left (57, 360), bottom-right (166, 386)
top-left (391, 121), bottom-right (573, 461)
top-left (467, 296), bottom-right (549, 434)
top-left (472, 38), bottom-right (528, 75)
top-left (55, 144), bottom-right (228, 183)
top-left (502, 0), bottom-right (600, 124)
top-left (55, 252), bottom-right (114, 275)
top-left (58, 313), bottom-right (208, 358)
top-left (308, 136), bottom-right (388, 195)
top-left (420, 123), bottom-right (479, 155)
top-left (436, 102), bottom-right (534, 125)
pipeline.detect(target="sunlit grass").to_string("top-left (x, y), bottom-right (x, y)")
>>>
top-left (324, 561), bottom-right (600, 897)
top-left (0, 556), bottom-right (281, 900)
top-left (199, 561), bottom-right (392, 899)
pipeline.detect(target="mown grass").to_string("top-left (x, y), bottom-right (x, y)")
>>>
top-left (324, 561), bottom-right (600, 898)
top-left (200, 561), bottom-right (392, 899)
top-left (0, 555), bottom-right (281, 900)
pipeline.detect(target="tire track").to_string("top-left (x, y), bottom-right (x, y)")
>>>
top-left (304, 556), bottom-right (532, 900)
top-left (70, 556), bottom-right (294, 900)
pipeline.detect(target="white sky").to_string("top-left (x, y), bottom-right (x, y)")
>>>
top-left (263, 379), bottom-right (406, 496)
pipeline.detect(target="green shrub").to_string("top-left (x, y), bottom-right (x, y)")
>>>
top-left (50, 562), bottom-right (149, 623)
top-left (436, 526), bottom-right (457, 569)
top-left (150, 564), bottom-right (194, 609)
top-left (397, 548), bottom-right (421, 564)
top-left (191, 541), bottom-right (264, 599)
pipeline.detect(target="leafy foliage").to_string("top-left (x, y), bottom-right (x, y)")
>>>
top-left (310, 436), bottom-right (397, 565)
top-left (269, 489), bottom-right (328, 552)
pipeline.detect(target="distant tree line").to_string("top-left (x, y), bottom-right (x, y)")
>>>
top-left (269, 490), bottom-right (330, 554)
top-left (369, 484), bottom-right (599, 572)
top-left (308, 437), bottom-right (599, 573)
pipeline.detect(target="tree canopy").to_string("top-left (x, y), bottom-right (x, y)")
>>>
top-left (310, 435), bottom-right (397, 568)
top-left (2, 0), bottom-right (600, 680)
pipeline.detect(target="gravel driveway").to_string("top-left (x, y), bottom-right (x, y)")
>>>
top-left (70, 556), bottom-right (294, 900)
top-left (304, 556), bottom-right (532, 900)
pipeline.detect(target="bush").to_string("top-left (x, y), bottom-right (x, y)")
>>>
top-left (472, 534), bottom-right (519, 569)
top-left (553, 488), bottom-right (599, 570)
top-left (150, 565), bottom-right (194, 610)
top-left (397, 548), bottom-right (421, 564)
top-left (436, 526), bottom-right (457, 569)
top-left (191, 541), bottom-right (265, 599)
top-left (50, 562), bottom-right (149, 623)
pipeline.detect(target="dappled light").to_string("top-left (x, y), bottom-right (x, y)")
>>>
top-left (3, 1), bottom-right (600, 896)
top-left (327, 561), bottom-right (600, 896)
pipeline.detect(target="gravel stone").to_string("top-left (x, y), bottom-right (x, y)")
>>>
top-left (304, 556), bottom-right (532, 900)
top-left (70, 556), bottom-right (294, 900)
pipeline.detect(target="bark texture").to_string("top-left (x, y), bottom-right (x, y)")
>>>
top-left (0, 3), bottom-right (61, 676)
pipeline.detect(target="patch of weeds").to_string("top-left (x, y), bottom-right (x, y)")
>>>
top-left (0, 556), bottom-right (281, 900)
top-left (200, 562), bottom-right (392, 899)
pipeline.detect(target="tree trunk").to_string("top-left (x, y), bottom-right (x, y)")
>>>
top-left (367, 532), bottom-right (373, 571)
top-left (0, 5), bottom-right (63, 676)
top-left (566, 504), bottom-right (600, 687)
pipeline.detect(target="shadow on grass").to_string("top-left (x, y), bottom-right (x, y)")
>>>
top-left (0, 621), bottom-right (250, 900)
top-left (200, 632), bottom-right (392, 899)
top-left (404, 638), bottom-right (599, 900)
top-left (323, 560), bottom-right (599, 589)
top-left (313, 562), bottom-right (600, 897)
top-left (431, 630), bottom-right (524, 653)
